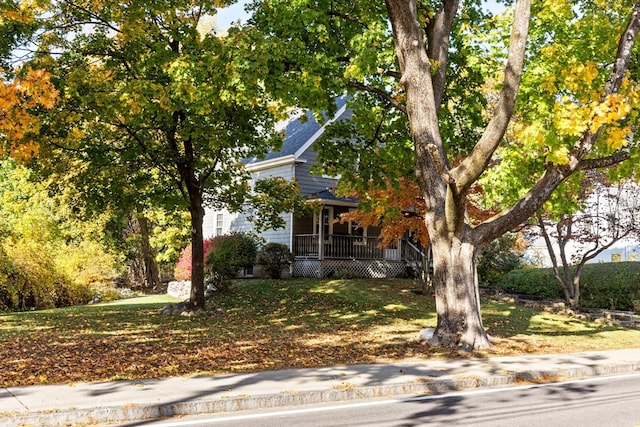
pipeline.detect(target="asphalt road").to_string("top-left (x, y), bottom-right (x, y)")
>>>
top-left (132, 373), bottom-right (640, 427)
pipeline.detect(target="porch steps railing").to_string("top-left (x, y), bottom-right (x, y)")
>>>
top-left (401, 240), bottom-right (431, 280)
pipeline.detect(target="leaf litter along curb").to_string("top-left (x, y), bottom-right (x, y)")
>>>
top-left (1, 278), bottom-right (638, 387)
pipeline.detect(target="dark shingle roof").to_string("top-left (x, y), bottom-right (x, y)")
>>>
top-left (245, 96), bottom-right (349, 164)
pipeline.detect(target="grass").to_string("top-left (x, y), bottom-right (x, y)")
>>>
top-left (0, 278), bottom-right (638, 387)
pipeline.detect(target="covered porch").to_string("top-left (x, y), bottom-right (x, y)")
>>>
top-left (290, 202), bottom-right (424, 278)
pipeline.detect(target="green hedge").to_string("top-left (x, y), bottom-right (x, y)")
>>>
top-left (491, 262), bottom-right (640, 310)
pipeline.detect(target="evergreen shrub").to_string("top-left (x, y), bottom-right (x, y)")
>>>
top-left (205, 232), bottom-right (258, 290)
top-left (477, 233), bottom-right (523, 285)
top-left (256, 243), bottom-right (293, 279)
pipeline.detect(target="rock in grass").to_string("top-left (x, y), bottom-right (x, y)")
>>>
top-left (418, 328), bottom-right (435, 342)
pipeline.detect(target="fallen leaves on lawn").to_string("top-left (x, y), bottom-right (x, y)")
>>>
top-left (1, 278), bottom-right (637, 387)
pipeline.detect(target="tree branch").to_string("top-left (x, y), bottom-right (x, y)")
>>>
top-left (347, 80), bottom-right (407, 114)
top-left (474, 165), bottom-right (567, 244)
top-left (576, 151), bottom-right (630, 170)
top-left (426, 0), bottom-right (460, 109)
top-left (606, 1), bottom-right (640, 94)
top-left (451, 0), bottom-right (530, 194)
top-left (427, 143), bottom-right (453, 184)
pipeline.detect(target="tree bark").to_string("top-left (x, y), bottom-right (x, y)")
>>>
top-left (383, 0), bottom-right (640, 349)
top-left (429, 230), bottom-right (492, 350)
top-left (188, 188), bottom-right (206, 310)
top-left (385, 0), bottom-right (529, 349)
top-left (136, 212), bottom-right (160, 289)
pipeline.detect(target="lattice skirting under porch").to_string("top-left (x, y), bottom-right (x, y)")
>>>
top-left (292, 259), bottom-right (406, 278)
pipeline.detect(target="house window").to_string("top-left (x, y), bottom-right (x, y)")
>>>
top-left (215, 213), bottom-right (223, 236)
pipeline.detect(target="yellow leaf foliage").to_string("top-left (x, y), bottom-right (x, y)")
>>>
top-left (605, 126), bottom-right (631, 150)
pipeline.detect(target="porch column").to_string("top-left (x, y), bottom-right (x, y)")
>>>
top-left (317, 208), bottom-right (324, 278)
top-left (318, 208), bottom-right (324, 261)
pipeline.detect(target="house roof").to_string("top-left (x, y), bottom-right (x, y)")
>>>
top-left (306, 189), bottom-right (359, 207)
top-left (244, 95), bottom-right (349, 165)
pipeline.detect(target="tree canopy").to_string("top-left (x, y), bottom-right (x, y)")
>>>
top-left (3, 0), bottom-right (639, 348)
top-left (2, 0), bottom-right (307, 308)
top-left (247, 0), bottom-right (640, 349)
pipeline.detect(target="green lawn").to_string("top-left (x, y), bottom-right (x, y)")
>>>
top-left (1, 278), bottom-right (638, 387)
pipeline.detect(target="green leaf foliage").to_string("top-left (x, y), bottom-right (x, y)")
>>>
top-left (13, 0), bottom-right (311, 307)
top-left (205, 232), bottom-right (258, 289)
top-left (0, 160), bottom-right (118, 310)
top-left (256, 242), bottom-right (294, 279)
top-left (492, 262), bottom-right (640, 310)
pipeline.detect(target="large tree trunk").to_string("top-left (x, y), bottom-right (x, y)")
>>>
top-left (386, 0), bottom-right (530, 350)
top-left (181, 155), bottom-right (206, 310)
top-left (428, 223), bottom-right (492, 350)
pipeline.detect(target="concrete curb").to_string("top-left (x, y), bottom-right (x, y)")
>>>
top-left (5, 360), bottom-right (639, 427)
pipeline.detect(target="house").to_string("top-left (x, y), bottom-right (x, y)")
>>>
top-left (203, 97), bottom-right (425, 278)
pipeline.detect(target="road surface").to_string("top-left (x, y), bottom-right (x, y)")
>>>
top-left (127, 373), bottom-right (640, 427)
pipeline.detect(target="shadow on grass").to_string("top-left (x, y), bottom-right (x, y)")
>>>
top-left (1, 278), bottom-right (637, 389)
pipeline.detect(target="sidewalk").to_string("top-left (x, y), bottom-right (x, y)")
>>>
top-left (2, 348), bottom-right (639, 427)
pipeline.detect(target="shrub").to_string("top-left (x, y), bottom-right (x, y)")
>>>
top-left (173, 244), bottom-right (193, 281)
top-left (492, 262), bottom-right (640, 310)
top-left (55, 281), bottom-right (95, 307)
top-left (477, 233), bottom-right (523, 285)
top-left (256, 243), bottom-right (294, 279)
top-left (205, 232), bottom-right (258, 290)
top-left (0, 248), bottom-right (19, 311)
top-left (491, 267), bottom-right (562, 299)
top-left (1, 239), bottom-right (95, 311)
top-left (174, 238), bottom-right (215, 281)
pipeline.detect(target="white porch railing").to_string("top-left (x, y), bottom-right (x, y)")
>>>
top-left (294, 234), bottom-right (392, 260)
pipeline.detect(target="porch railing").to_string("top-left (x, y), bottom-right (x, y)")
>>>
top-left (294, 234), bottom-right (386, 260)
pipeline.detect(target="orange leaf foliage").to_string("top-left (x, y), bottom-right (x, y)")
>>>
top-left (340, 178), bottom-right (428, 247)
top-left (340, 178), bottom-right (497, 247)
top-left (0, 67), bottom-right (58, 160)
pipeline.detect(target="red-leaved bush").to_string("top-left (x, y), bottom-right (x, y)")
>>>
top-left (173, 238), bottom-right (214, 281)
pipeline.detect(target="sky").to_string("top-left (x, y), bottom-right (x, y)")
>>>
top-left (215, 1), bottom-right (250, 30)
top-left (214, 0), bottom-right (506, 31)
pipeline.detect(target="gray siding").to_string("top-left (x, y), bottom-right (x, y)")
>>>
top-left (294, 146), bottom-right (338, 197)
top-left (251, 163), bottom-right (295, 181)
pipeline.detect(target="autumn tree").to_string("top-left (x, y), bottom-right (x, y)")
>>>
top-left (533, 174), bottom-right (640, 307)
top-left (1, 0), bottom-right (58, 159)
top-left (6, 0), bottom-right (305, 309)
top-left (249, 0), bottom-right (640, 349)
top-left (0, 67), bottom-right (58, 159)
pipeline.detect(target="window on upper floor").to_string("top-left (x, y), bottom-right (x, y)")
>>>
top-left (215, 213), bottom-right (223, 236)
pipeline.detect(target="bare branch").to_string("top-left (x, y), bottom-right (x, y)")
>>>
top-left (347, 81), bottom-right (407, 114)
top-left (577, 151), bottom-right (630, 170)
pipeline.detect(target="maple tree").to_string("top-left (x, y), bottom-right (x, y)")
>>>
top-left (1, 0), bottom-right (57, 159)
top-left (532, 173), bottom-right (640, 308)
top-left (0, 67), bottom-right (58, 160)
top-left (249, 0), bottom-right (640, 349)
top-left (4, 0), bottom-right (307, 309)
top-left (339, 178), bottom-right (429, 247)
